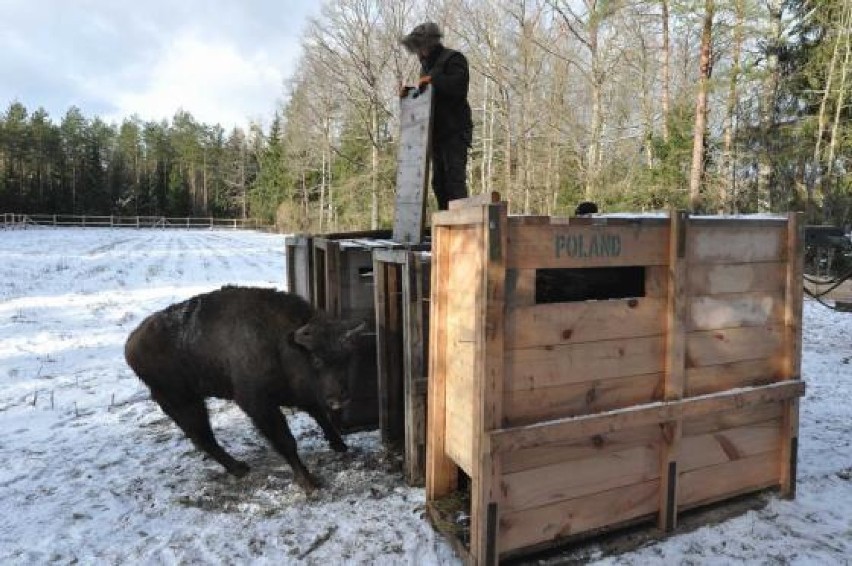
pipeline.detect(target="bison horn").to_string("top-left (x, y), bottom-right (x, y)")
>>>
top-left (293, 324), bottom-right (314, 348)
top-left (342, 320), bottom-right (367, 342)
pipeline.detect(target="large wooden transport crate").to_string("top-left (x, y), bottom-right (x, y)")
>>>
top-left (310, 231), bottom-right (396, 432)
top-left (426, 203), bottom-right (806, 564)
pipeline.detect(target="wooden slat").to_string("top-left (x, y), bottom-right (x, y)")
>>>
top-left (501, 443), bottom-right (660, 512)
top-left (432, 205), bottom-right (487, 227)
top-left (447, 190), bottom-right (501, 209)
top-left (374, 259), bottom-right (391, 443)
top-left (781, 212), bottom-right (804, 498)
top-left (506, 223), bottom-right (669, 269)
top-left (498, 480), bottom-right (660, 553)
top-left (686, 325), bottom-right (785, 368)
top-left (682, 403), bottom-right (784, 437)
top-left (680, 419), bottom-right (781, 472)
top-left (660, 210), bottom-right (687, 532)
top-left (501, 424), bottom-right (664, 474)
top-left (503, 372), bottom-right (662, 426)
top-left (441, 224), bottom-right (482, 480)
top-left (471, 202), bottom-right (507, 565)
top-left (780, 399), bottom-right (800, 498)
top-left (506, 298), bottom-right (666, 349)
top-left (688, 262), bottom-right (787, 295)
top-left (688, 225), bottom-right (786, 263)
top-left (426, 224), bottom-right (457, 499)
top-left (504, 336), bottom-right (666, 391)
top-left (688, 292), bottom-right (785, 331)
top-left (678, 451), bottom-right (780, 509)
top-left (491, 381), bottom-right (805, 452)
top-left (403, 253), bottom-right (429, 485)
top-left (686, 358), bottom-right (783, 396)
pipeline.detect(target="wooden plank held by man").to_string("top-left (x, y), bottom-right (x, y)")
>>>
top-left (393, 84), bottom-right (433, 245)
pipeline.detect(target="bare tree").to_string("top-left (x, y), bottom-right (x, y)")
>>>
top-left (688, 0), bottom-right (714, 210)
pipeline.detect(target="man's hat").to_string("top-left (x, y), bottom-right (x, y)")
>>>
top-left (401, 22), bottom-right (443, 53)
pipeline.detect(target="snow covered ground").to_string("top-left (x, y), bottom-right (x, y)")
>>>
top-left (0, 227), bottom-right (849, 565)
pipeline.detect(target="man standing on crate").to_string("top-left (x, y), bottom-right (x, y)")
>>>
top-left (400, 22), bottom-right (473, 210)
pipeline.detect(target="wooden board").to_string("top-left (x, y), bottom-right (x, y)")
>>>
top-left (678, 451), bottom-right (780, 509)
top-left (686, 358), bottom-right (783, 396)
top-left (490, 381), bottom-right (805, 452)
top-left (682, 404), bottom-right (784, 437)
top-left (504, 336), bottom-right (666, 391)
top-left (501, 443), bottom-right (660, 512)
top-left (503, 372), bottom-right (662, 426)
top-left (688, 292), bottom-right (785, 331)
top-left (688, 225), bottom-right (786, 264)
top-left (686, 325), bottom-right (785, 368)
top-left (501, 424), bottom-right (664, 474)
top-left (426, 224), bottom-right (457, 499)
top-left (506, 223), bottom-right (669, 269)
top-left (679, 419), bottom-right (781, 472)
top-left (506, 298), bottom-right (666, 348)
top-left (688, 262), bottom-right (787, 295)
top-left (284, 235), bottom-right (313, 302)
top-left (393, 86), bottom-right (433, 244)
top-left (498, 480), bottom-right (660, 553)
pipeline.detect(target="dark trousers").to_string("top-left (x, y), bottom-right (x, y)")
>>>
top-left (432, 133), bottom-right (469, 210)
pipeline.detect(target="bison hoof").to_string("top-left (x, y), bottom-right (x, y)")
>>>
top-left (330, 440), bottom-right (348, 453)
top-left (228, 461), bottom-right (251, 478)
top-left (297, 474), bottom-right (321, 493)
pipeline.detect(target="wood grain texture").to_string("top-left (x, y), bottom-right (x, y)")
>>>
top-left (393, 87), bottom-right (432, 244)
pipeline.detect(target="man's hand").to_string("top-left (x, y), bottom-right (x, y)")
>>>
top-left (399, 85), bottom-right (413, 98)
top-left (418, 75), bottom-right (432, 90)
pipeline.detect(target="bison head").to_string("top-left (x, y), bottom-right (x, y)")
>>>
top-left (293, 318), bottom-right (366, 411)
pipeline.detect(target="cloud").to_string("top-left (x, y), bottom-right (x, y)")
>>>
top-left (94, 31), bottom-right (293, 129)
top-left (0, 0), bottom-right (319, 128)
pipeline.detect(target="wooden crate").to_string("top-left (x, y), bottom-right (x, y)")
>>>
top-left (284, 229), bottom-right (394, 303)
top-left (311, 231), bottom-right (401, 432)
top-left (426, 203), bottom-right (806, 564)
top-left (373, 248), bottom-right (431, 485)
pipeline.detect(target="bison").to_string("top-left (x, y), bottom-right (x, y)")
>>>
top-left (124, 286), bottom-right (365, 492)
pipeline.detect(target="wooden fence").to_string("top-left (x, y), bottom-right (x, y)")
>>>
top-left (1, 213), bottom-right (270, 231)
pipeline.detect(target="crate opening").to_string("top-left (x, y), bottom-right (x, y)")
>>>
top-left (429, 469), bottom-right (473, 552)
top-left (536, 266), bottom-right (646, 303)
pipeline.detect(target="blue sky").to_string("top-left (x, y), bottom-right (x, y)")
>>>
top-left (0, 0), bottom-right (322, 129)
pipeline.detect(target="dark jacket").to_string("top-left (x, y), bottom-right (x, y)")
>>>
top-left (421, 46), bottom-right (473, 144)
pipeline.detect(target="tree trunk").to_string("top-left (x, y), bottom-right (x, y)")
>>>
top-left (688, 0), bottom-right (714, 211)
top-left (370, 104), bottom-right (379, 230)
top-left (721, 0), bottom-right (744, 212)
top-left (757, 0), bottom-right (783, 212)
top-left (661, 0), bottom-right (671, 142)
top-left (826, 5), bottom-right (852, 180)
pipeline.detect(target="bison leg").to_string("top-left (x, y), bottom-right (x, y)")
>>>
top-left (237, 400), bottom-right (319, 492)
top-left (152, 391), bottom-right (250, 477)
top-left (306, 407), bottom-right (348, 452)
